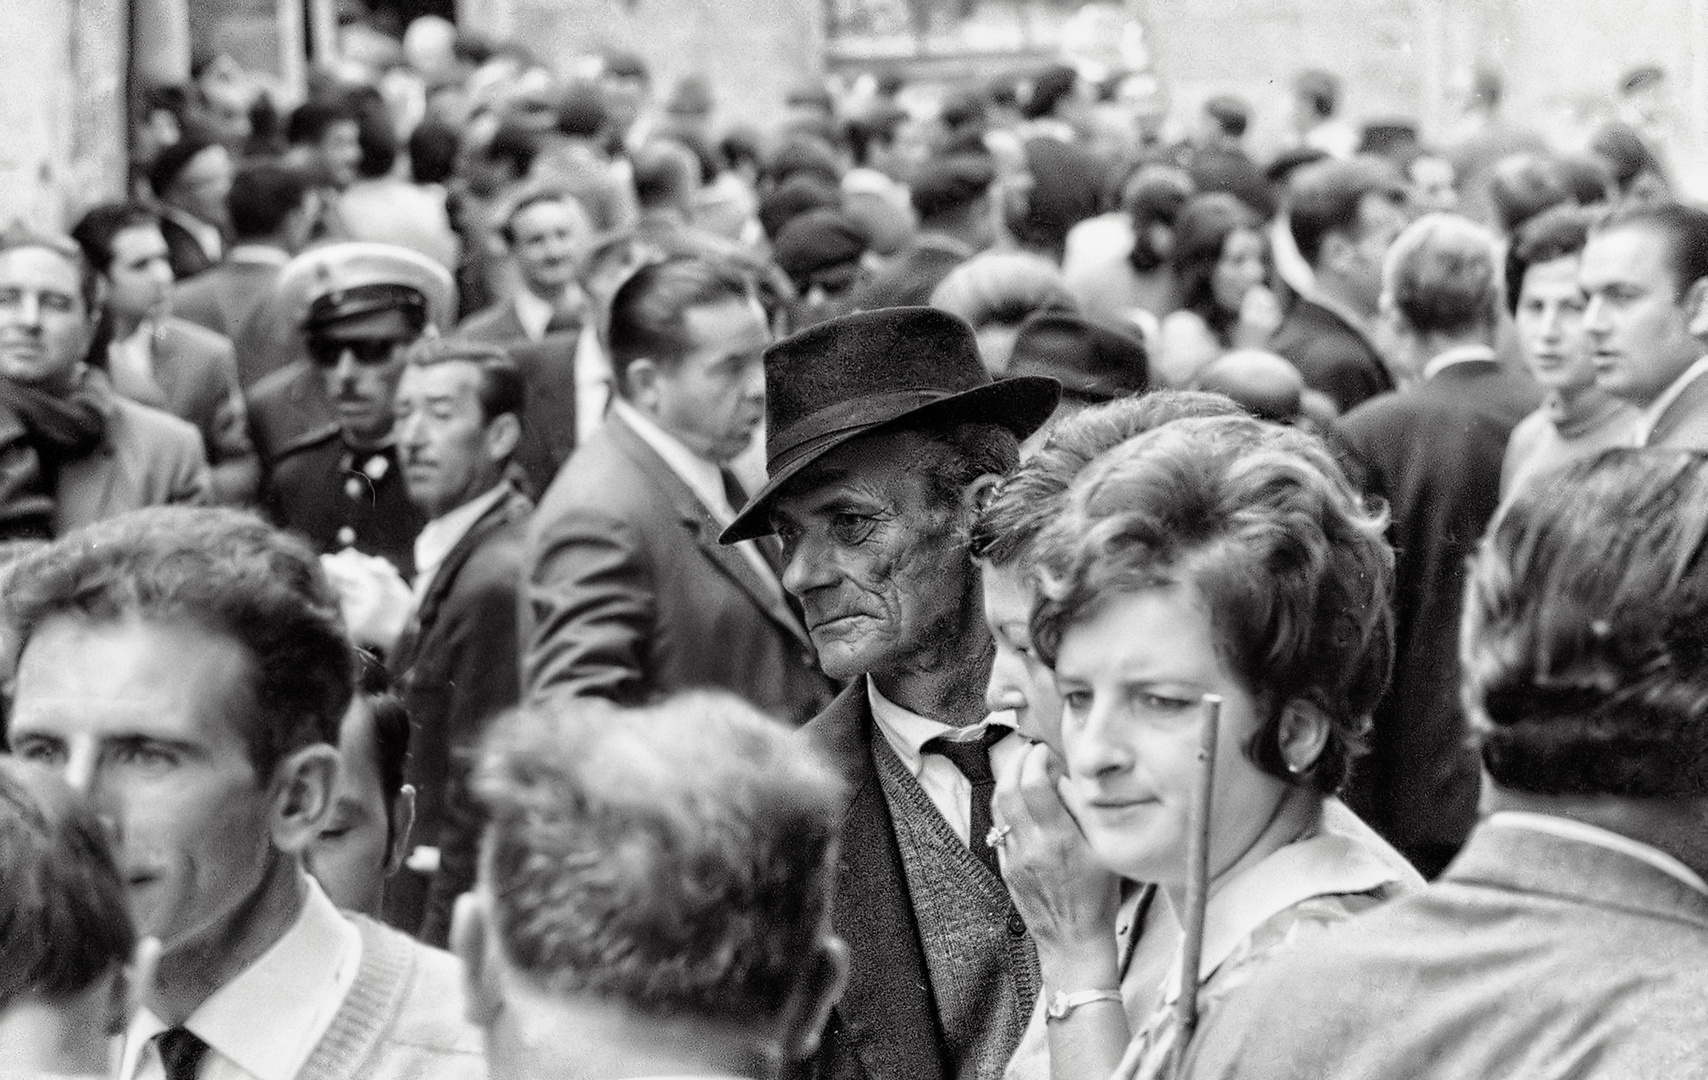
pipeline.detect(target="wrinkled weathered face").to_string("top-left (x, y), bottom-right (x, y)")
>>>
top-left (771, 431), bottom-right (982, 682)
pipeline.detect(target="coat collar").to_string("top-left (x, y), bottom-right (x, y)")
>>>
top-left (397, 481), bottom-right (533, 667)
top-left (606, 413), bottom-right (812, 649)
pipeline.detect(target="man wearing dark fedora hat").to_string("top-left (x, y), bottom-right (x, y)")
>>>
top-left (721, 305), bottom-right (1060, 1080)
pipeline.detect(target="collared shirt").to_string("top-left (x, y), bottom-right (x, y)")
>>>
top-left (411, 482), bottom-right (509, 604)
top-left (612, 399), bottom-right (778, 597)
top-left (1633, 353), bottom-right (1708, 447)
top-left (514, 288), bottom-right (612, 444)
top-left (225, 244), bottom-right (290, 267)
top-left (1486, 811), bottom-right (1708, 897)
top-left (108, 321), bottom-right (158, 403)
top-left (122, 876), bottom-right (362, 1080)
top-left (1420, 342), bottom-right (1497, 382)
top-left (867, 677), bottom-right (1023, 845)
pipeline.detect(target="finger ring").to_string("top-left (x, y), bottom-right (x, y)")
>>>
top-left (985, 824), bottom-right (1013, 849)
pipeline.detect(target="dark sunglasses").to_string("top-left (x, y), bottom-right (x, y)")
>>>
top-left (306, 337), bottom-right (406, 368)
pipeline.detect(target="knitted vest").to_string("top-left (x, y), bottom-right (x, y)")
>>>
top-left (296, 916), bottom-right (486, 1080)
top-left (874, 738), bottom-right (1041, 1080)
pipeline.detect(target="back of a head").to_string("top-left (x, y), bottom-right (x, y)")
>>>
top-left (472, 692), bottom-right (844, 1021)
top-left (632, 139), bottom-right (702, 212)
top-left (606, 254), bottom-right (754, 391)
top-left (147, 131), bottom-right (220, 204)
top-left (1383, 212), bottom-right (1500, 337)
top-left (1023, 65), bottom-right (1080, 121)
top-left (1286, 157), bottom-right (1406, 268)
top-left (1203, 94), bottom-right (1250, 140)
top-left (929, 251), bottom-right (1076, 329)
top-left (286, 96), bottom-right (357, 147)
top-left (1122, 166), bottom-right (1194, 274)
top-left (1295, 68), bottom-right (1340, 120)
top-left (1465, 449), bottom-right (1708, 798)
top-left (227, 160), bottom-right (311, 242)
top-left (1487, 153), bottom-right (1568, 236)
top-left (0, 758), bottom-right (135, 1015)
top-left (910, 152), bottom-right (996, 224)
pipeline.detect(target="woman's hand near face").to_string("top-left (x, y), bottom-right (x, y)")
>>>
top-left (1233, 284), bottom-right (1283, 347)
top-left (995, 740), bottom-right (1123, 988)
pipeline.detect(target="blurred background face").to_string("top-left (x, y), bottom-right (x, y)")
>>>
top-left (1516, 255), bottom-right (1593, 395)
top-left (318, 121), bottom-right (363, 189)
top-left (0, 246), bottom-right (94, 392)
top-left (306, 696), bottom-right (398, 916)
top-left (395, 360), bottom-right (501, 518)
top-left (981, 561), bottom-right (1063, 749)
top-left (104, 225), bottom-right (175, 324)
top-left (1211, 228), bottom-right (1267, 314)
top-left (1055, 585), bottom-right (1287, 887)
top-left (509, 198), bottom-right (588, 297)
top-left (1345, 195), bottom-right (1410, 311)
top-left (169, 145), bottom-right (235, 230)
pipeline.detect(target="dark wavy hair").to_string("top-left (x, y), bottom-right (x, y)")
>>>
top-left (1464, 449), bottom-right (1708, 797)
top-left (1174, 193), bottom-right (1265, 344)
top-left (1030, 415), bottom-right (1393, 794)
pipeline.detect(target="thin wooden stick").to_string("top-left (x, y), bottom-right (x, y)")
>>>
top-left (1170, 693), bottom-right (1221, 1075)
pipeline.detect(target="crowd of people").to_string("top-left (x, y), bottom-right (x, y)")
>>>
top-left (2, 8), bottom-right (1708, 1080)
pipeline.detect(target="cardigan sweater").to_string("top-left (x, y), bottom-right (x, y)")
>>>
top-left (295, 915), bottom-right (486, 1080)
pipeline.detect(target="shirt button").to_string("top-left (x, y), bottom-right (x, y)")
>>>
top-left (1007, 912), bottom-right (1028, 936)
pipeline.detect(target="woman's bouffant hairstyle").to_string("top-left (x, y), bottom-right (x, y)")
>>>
top-left (1173, 192), bottom-right (1266, 344)
top-left (1030, 415), bottom-right (1393, 794)
top-left (970, 391), bottom-right (1245, 568)
top-left (474, 691), bottom-right (844, 1021)
top-left (1463, 449), bottom-right (1708, 797)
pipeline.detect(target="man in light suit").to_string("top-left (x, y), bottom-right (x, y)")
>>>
top-left (523, 254), bottom-right (835, 724)
top-left (719, 307), bottom-right (1060, 1080)
top-left (1182, 448), bottom-right (1708, 1080)
top-left (1581, 200), bottom-right (1708, 449)
top-left (1333, 213), bottom-right (1540, 877)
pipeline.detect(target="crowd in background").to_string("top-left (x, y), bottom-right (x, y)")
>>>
top-left (2, 5), bottom-right (1708, 1080)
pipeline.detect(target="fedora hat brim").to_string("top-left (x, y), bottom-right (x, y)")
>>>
top-left (719, 375), bottom-right (1060, 544)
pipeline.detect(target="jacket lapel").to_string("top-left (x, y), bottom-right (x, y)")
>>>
top-left (607, 415), bottom-right (814, 649)
top-left (397, 484), bottom-right (532, 671)
top-left (809, 681), bottom-right (946, 1080)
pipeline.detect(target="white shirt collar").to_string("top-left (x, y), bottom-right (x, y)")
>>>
top-left (613, 399), bottom-right (733, 521)
top-left (1161, 797), bottom-right (1418, 999)
top-left (412, 483), bottom-right (509, 600)
top-left (1485, 811), bottom-right (1708, 897)
top-left (1634, 354), bottom-right (1708, 446)
top-left (123, 876), bottom-right (362, 1080)
top-left (226, 244), bottom-right (290, 266)
top-left (513, 288), bottom-right (556, 342)
top-left (866, 676), bottom-right (1013, 778)
top-left (1421, 342), bottom-right (1497, 381)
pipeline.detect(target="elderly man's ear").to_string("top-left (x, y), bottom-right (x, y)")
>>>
top-left (962, 472), bottom-right (1004, 524)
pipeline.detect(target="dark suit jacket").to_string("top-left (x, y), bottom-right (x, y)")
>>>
top-left (1181, 821), bottom-right (1708, 1080)
top-left (523, 412), bottom-right (835, 724)
top-left (1334, 359), bottom-right (1540, 875)
top-left (386, 482), bottom-right (533, 945)
top-left (1270, 296), bottom-right (1394, 414)
top-left (801, 681), bottom-right (945, 1080)
top-left (850, 237), bottom-right (971, 312)
top-left (1644, 363), bottom-right (1708, 450)
top-left (457, 299), bottom-right (582, 497)
top-left (170, 254), bottom-right (295, 389)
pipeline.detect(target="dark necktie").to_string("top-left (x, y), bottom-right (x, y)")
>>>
top-left (923, 726), bottom-right (1008, 876)
top-left (153, 1026), bottom-right (210, 1080)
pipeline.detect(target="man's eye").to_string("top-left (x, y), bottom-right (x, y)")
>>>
top-left (111, 743), bottom-right (176, 768)
top-left (1062, 690), bottom-right (1092, 712)
top-left (13, 740), bottom-right (65, 765)
top-left (318, 826), bottom-right (351, 842)
top-left (829, 513), bottom-right (875, 544)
